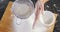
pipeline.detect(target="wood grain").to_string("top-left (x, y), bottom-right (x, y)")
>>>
top-left (0, 1), bottom-right (57, 32)
top-left (0, 1), bottom-right (13, 32)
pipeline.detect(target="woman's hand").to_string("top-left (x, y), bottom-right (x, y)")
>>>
top-left (33, 0), bottom-right (49, 29)
top-left (35, 0), bottom-right (49, 13)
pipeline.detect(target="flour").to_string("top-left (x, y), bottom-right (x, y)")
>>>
top-left (42, 11), bottom-right (54, 25)
top-left (12, 3), bottom-right (33, 19)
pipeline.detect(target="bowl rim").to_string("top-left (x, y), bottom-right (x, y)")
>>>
top-left (40, 11), bottom-right (55, 27)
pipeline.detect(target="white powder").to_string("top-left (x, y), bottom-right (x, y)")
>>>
top-left (42, 11), bottom-right (54, 24)
top-left (12, 3), bottom-right (32, 19)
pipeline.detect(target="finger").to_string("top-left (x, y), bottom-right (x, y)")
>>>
top-left (33, 1), bottom-right (41, 29)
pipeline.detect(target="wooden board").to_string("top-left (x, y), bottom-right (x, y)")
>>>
top-left (0, 1), bottom-right (13, 32)
top-left (0, 1), bottom-right (57, 32)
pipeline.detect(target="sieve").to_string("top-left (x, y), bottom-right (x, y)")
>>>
top-left (40, 11), bottom-right (55, 27)
top-left (11, 0), bottom-right (34, 19)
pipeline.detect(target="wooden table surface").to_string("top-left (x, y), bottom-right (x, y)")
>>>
top-left (0, 1), bottom-right (57, 32)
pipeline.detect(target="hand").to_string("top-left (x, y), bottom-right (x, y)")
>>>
top-left (33, 0), bottom-right (49, 29)
top-left (33, 0), bottom-right (44, 29)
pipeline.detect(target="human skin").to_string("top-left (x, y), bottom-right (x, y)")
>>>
top-left (33, 0), bottom-right (49, 29)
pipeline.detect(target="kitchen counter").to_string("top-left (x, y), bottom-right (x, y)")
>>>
top-left (0, 1), bottom-right (57, 32)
